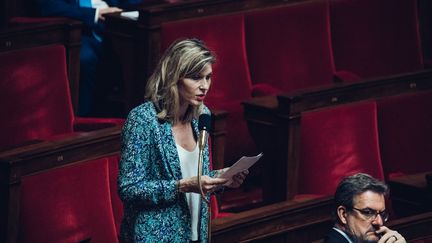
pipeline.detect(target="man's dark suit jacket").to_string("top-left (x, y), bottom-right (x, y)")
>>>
top-left (323, 228), bottom-right (351, 243)
top-left (35, 0), bottom-right (141, 33)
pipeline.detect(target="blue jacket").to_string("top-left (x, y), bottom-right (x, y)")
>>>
top-left (118, 101), bottom-right (214, 242)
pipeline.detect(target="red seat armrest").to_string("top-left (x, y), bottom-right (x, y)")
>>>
top-left (251, 83), bottom-right (280, 97)
top-left (334, 70), bottom-right (362, 83)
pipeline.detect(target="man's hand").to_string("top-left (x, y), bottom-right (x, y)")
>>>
top-left (376, 226), bottom-right (406, 243)
top-left (98, 7), bottom-right (122, 21)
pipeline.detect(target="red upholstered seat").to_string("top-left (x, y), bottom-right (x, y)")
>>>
top-left (330, 0), bottom-right (424, 79)
top-left (377, 91), bottom-right (432, 179)
top-left (19, 158), bottom-right (118, 243)
top-left (107, 155), bottom-right (123, 237)
top-left (298, 101), bottom-right (384, 196)
top-left (0, 44), bottom-right (123, 150)
top-left (161, 13), bottom-right (256, 164)
top-left (244, 1), bottom-right (337, 94)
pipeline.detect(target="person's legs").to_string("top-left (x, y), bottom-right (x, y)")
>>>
top-left (78, 35), bottom-right (102, 116)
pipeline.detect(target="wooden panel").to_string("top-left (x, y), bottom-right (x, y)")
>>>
top-left (389, 171), bottom-right (432, 217)
top-left (211, 196), bottom-right (333, 242)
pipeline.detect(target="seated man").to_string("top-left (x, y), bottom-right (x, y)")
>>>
top-left (35, 0), bottom-right (142, 116)
top-left (324, 173), bottom-right (406, 243)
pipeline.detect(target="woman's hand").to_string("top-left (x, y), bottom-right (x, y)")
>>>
top-left (215, 168), bottom-right (249, 188)
top-left (226, 170), bottom-right (249, 188)
top-left (178, 176), bottom-right (227, 194)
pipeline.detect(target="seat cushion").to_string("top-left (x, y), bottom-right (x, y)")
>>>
top-left (299, 101), bottom-right (384, 195)
top-left (19, 158), bottom-right (117, 243)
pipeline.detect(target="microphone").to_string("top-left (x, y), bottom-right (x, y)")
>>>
top-left (197, 114), bottom-right (211, 203)
top-left (198, 114), bottom-right (211, 151)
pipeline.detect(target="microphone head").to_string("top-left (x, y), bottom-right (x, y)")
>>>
top-left (198, 114), bottom-right (211, 132)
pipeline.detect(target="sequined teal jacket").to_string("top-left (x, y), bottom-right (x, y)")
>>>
top-left (118, 101), bottom-right (213, 243)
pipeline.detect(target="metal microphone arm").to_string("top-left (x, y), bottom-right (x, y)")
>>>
top-left (197, 131), bottom-right (210, 204)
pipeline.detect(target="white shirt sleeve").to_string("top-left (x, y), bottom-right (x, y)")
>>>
top-left (92, 0), bottom-right (110, 23)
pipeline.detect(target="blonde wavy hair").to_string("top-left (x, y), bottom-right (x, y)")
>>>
top-left (145, 38), bottom-right (216, 123)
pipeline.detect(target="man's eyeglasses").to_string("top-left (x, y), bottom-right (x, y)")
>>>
top-left (351, 207), bottom-right (389, 222)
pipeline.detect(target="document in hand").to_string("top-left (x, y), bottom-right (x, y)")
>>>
top-left (218, 153), bottom-right (263, 184)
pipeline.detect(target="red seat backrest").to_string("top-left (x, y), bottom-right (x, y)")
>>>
top-left (161, 14), bottom-right (256, 163)
top-left (161, 13), bottom-right (252, 107)
top-left (19, 158), bottom-right (118, 243)
top-left (244, 1), bottom-right (336, 93)
top-left (330, 0), bottom-right (423, 79)
top-left (0, 44), bottom-right (74, 149)
top-left (298, 101), bottom-right (384, 195)
top-left (377, 91), bottom-right (432, 179)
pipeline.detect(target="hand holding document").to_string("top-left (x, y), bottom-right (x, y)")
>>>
top-left (218, 153), bottom-right (263, 185)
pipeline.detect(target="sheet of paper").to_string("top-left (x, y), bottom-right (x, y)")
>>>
top-left (218, 153), bottom-right (263, 184)
top-left (120, 11), bottom-right (139, 20)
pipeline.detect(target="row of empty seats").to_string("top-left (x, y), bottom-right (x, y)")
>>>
top-left (1, 0), bottom-right (431, 241)
top-left (0, 21), bottom-right (231, 241)
top-left (297, 90), bottom-right (432, 205)
top-left (0, 21), bottom-right (124, 242)
top-left (160, 0), bottom-right (426, 164)
top-left (0, 21), bottom-right (125, 151)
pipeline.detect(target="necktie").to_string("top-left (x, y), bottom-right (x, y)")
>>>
top-left (79, 0), bottom-right (92, 7)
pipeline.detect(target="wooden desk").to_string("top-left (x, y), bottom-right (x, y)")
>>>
top-left (389, 171), bottom-right (432, 217)
top-left (211, 196), bottom-right (334, 243)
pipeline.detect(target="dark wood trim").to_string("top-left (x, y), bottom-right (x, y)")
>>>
top-left (211, 196), bottom-right (334, 242)
top-left (388, 171), bottom-right (432, 217)
top-left (387, 212), bottom-right (432, 242)
top-left (211, 110), bottom-right (228, 170)
top-left (278, 69), bottom-right (432, 116)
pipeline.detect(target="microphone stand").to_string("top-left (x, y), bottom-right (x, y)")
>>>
top-left (197, 141), bottom-right (210, 204)
top-left (197, 130), bottom-right (211, 242)
top-left (197, 114), bottom-right (212, 242)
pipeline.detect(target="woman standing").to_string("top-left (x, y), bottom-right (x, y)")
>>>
top-left (118, 38), bottom-right (248, 242)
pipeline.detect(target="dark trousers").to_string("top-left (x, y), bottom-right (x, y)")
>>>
top-left (78, 34), bottom-right (102, 116)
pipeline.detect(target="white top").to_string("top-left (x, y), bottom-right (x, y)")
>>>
top-left (80, 0), bottom-right (109, 23)
top-left (91, 0), bottom-right (109, 8)
top-left (176, 143), bottom-right (200, 241)
top-left (93, 0), bottom-right (109, 23)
